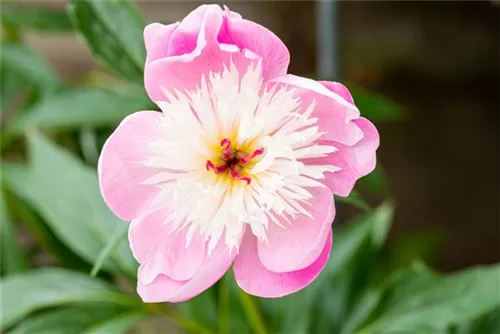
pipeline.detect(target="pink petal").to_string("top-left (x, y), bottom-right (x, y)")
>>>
top-left (303, 117), bottom-right (380, 196)
top-left (268, 75), bottom-right (363, 146)
top-left (319, 81), bottom-right (354, 104)
top-left (221, 15), bottom-right (289, 80)
top-left (233, 230), bottom-right (333, 298)
top-left (98, 111), bottom-right (163, 221)
top-left (137, 236), bottom-right (235, 303)
top-left (166, 4), bottom-right (222, 57)
top-left (144, 22), bottom-right (180, 64)
top-left (129, 210), bottom-right (205, 282)
top-left (258, 186), bottom-right (335, 273)
top-left (144, 6), bottom-right (256, 103)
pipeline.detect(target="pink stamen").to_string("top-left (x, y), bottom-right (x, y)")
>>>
top-left (206, 160), bottom-right (228, 173)
top-left (237, 147), bottom-right (264, 165)
top-left (230, 166), bottom-right (252, 185)
top-left (206, 140), bottom-right (263, 185)
top-left (220, 138), bottom-right (232, 160)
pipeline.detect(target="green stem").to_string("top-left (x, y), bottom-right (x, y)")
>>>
top-left (237, 287), bottom-right (267, 334)
top-left (218, 274), bottom-right (230, 334)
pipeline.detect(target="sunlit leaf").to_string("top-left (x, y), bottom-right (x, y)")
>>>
top-left (0, 268), bottom-right (139, 330)
top-left (5, 87), bottom-right (153, 136)
top-left (358, 264), bottom-right (500, 333)
top-left (68, 0), bottom-right (146, 82)
top-left (9, 305), bottom-right (122, 334)
top-left (9, 133), bottom-right (138, 277)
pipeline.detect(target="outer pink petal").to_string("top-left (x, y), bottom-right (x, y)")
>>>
top-left (233, 230), bottom-right (332, 298)
top-left (166, 4), bottom-right (222, 57)
top-left (258, 186), bottom-right (335, 273)
top-left (129, 210), bottom-right (205, 282)
top-left (304, 117), bottom-right (380, 196)
top-left (319, 81), bottom-right (354, 104)
top-left (268, 75), bottom-right (363, 146)
top-left (144, 22), bottom-right (180, 64)
top-left (144, 6), bottom-right (256, 103)
top-left (98, 111), bottom-right (162, 221)
top-left (137, 236), bottom-right (235, 303)
top-left (221, 15), bottom-right (290, 80)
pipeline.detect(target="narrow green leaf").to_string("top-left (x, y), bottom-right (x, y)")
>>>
top-left (9, 305), bottom-right (123, 334)
top-left (348, 84), bottom-right (406, 122)
top-left (90, 223), bottom-right (129, 277)
top-left (340, 288), bottom-right (384, 334)
top-left (237, 287), bottom-right (267, 334)
top-left (328, 203), bottom-right (394, 277)
top-left (82, 311), bottom-right (148, 334)
top-left (0, 268), bottom-right (139, 330)
top-left (359, 265), bottom-right (500, 333)
top-left (1, 6), bottom-right (73, 32)
top-left (5, 87), bottom-right (153, 136)
top-left (335, 190), bottom-right (371, 212)
top-left (0, 43), bottom-right (60, 89)
top-left (0, 192), bottom-right (28, 275)
top-left (68, 0), bottom-right (146, 82)
top-left (369, 201), bottom-right (394, 248)
top-left (16, 133), bottom-right (138, 276)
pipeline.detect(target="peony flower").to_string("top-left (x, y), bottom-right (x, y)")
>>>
top-left (98, 4), bottom-right (379, 302)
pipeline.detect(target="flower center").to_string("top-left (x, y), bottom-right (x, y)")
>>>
top-left (205, 138), bottom-right (264, 185)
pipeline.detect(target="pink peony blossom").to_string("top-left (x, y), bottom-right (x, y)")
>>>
top-left (98, 4), bottom-right (379, 302)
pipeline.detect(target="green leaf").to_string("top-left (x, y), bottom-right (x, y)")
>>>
top-left (9, 305), bottom-right (123, 334)
top-left (454, 306), bottom-right (500, 334)
top-left (2, 169), bottom-right (93, 271)
top-left (369, 201), bottom-right (394, 248)
top-left (5, 87), bottom-right (153, 136)
top-left (1, 6), bottom-right (73, 32)
top-left (348, 84), bottom-right (406, 122)
top-left (68, 0), bottom-right (146, 82)
top-left (0, 192), bottom-right (28, 275)
top-left (335, 190), bottom-right (371, 212)
top-left (90, 223), bottom-right (129, 277)
top-left (12, 133), bottom-right (138, 276)
top-left (359, 264), bottom-right (500, 333)
top-left (0, 43), bottom-right (60, 89)
top-left (270, 202), bottom-right (395, 333)
top-left (340, 287), bottom-right (384, 334)
top-left (357, 164), bottom-right (389, 196)
top-left (0, 57), bottom-right (23, 112)
top-left (178, 289), bottom-right (218, 332)
top-left (0, 268), bottom-right (139, 330)
top-left (82, 311), bottom-right (148, 334)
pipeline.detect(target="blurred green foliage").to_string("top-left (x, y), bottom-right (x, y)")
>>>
top-left (1, 1), bottom-right (499, 334)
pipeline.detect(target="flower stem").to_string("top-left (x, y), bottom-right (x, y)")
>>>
top-left (237, 287), bottom-right (267, 334)
top-left (218, 274), bottom-right (230, 334)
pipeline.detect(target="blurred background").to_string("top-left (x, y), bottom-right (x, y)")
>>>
top-left (1, 1), bottom-right (499, 334)
top-left (7, 0), bottom-right (499, 271)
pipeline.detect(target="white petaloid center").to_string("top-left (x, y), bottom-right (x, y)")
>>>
top-left (143, 62), bottom-right (340, 253)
